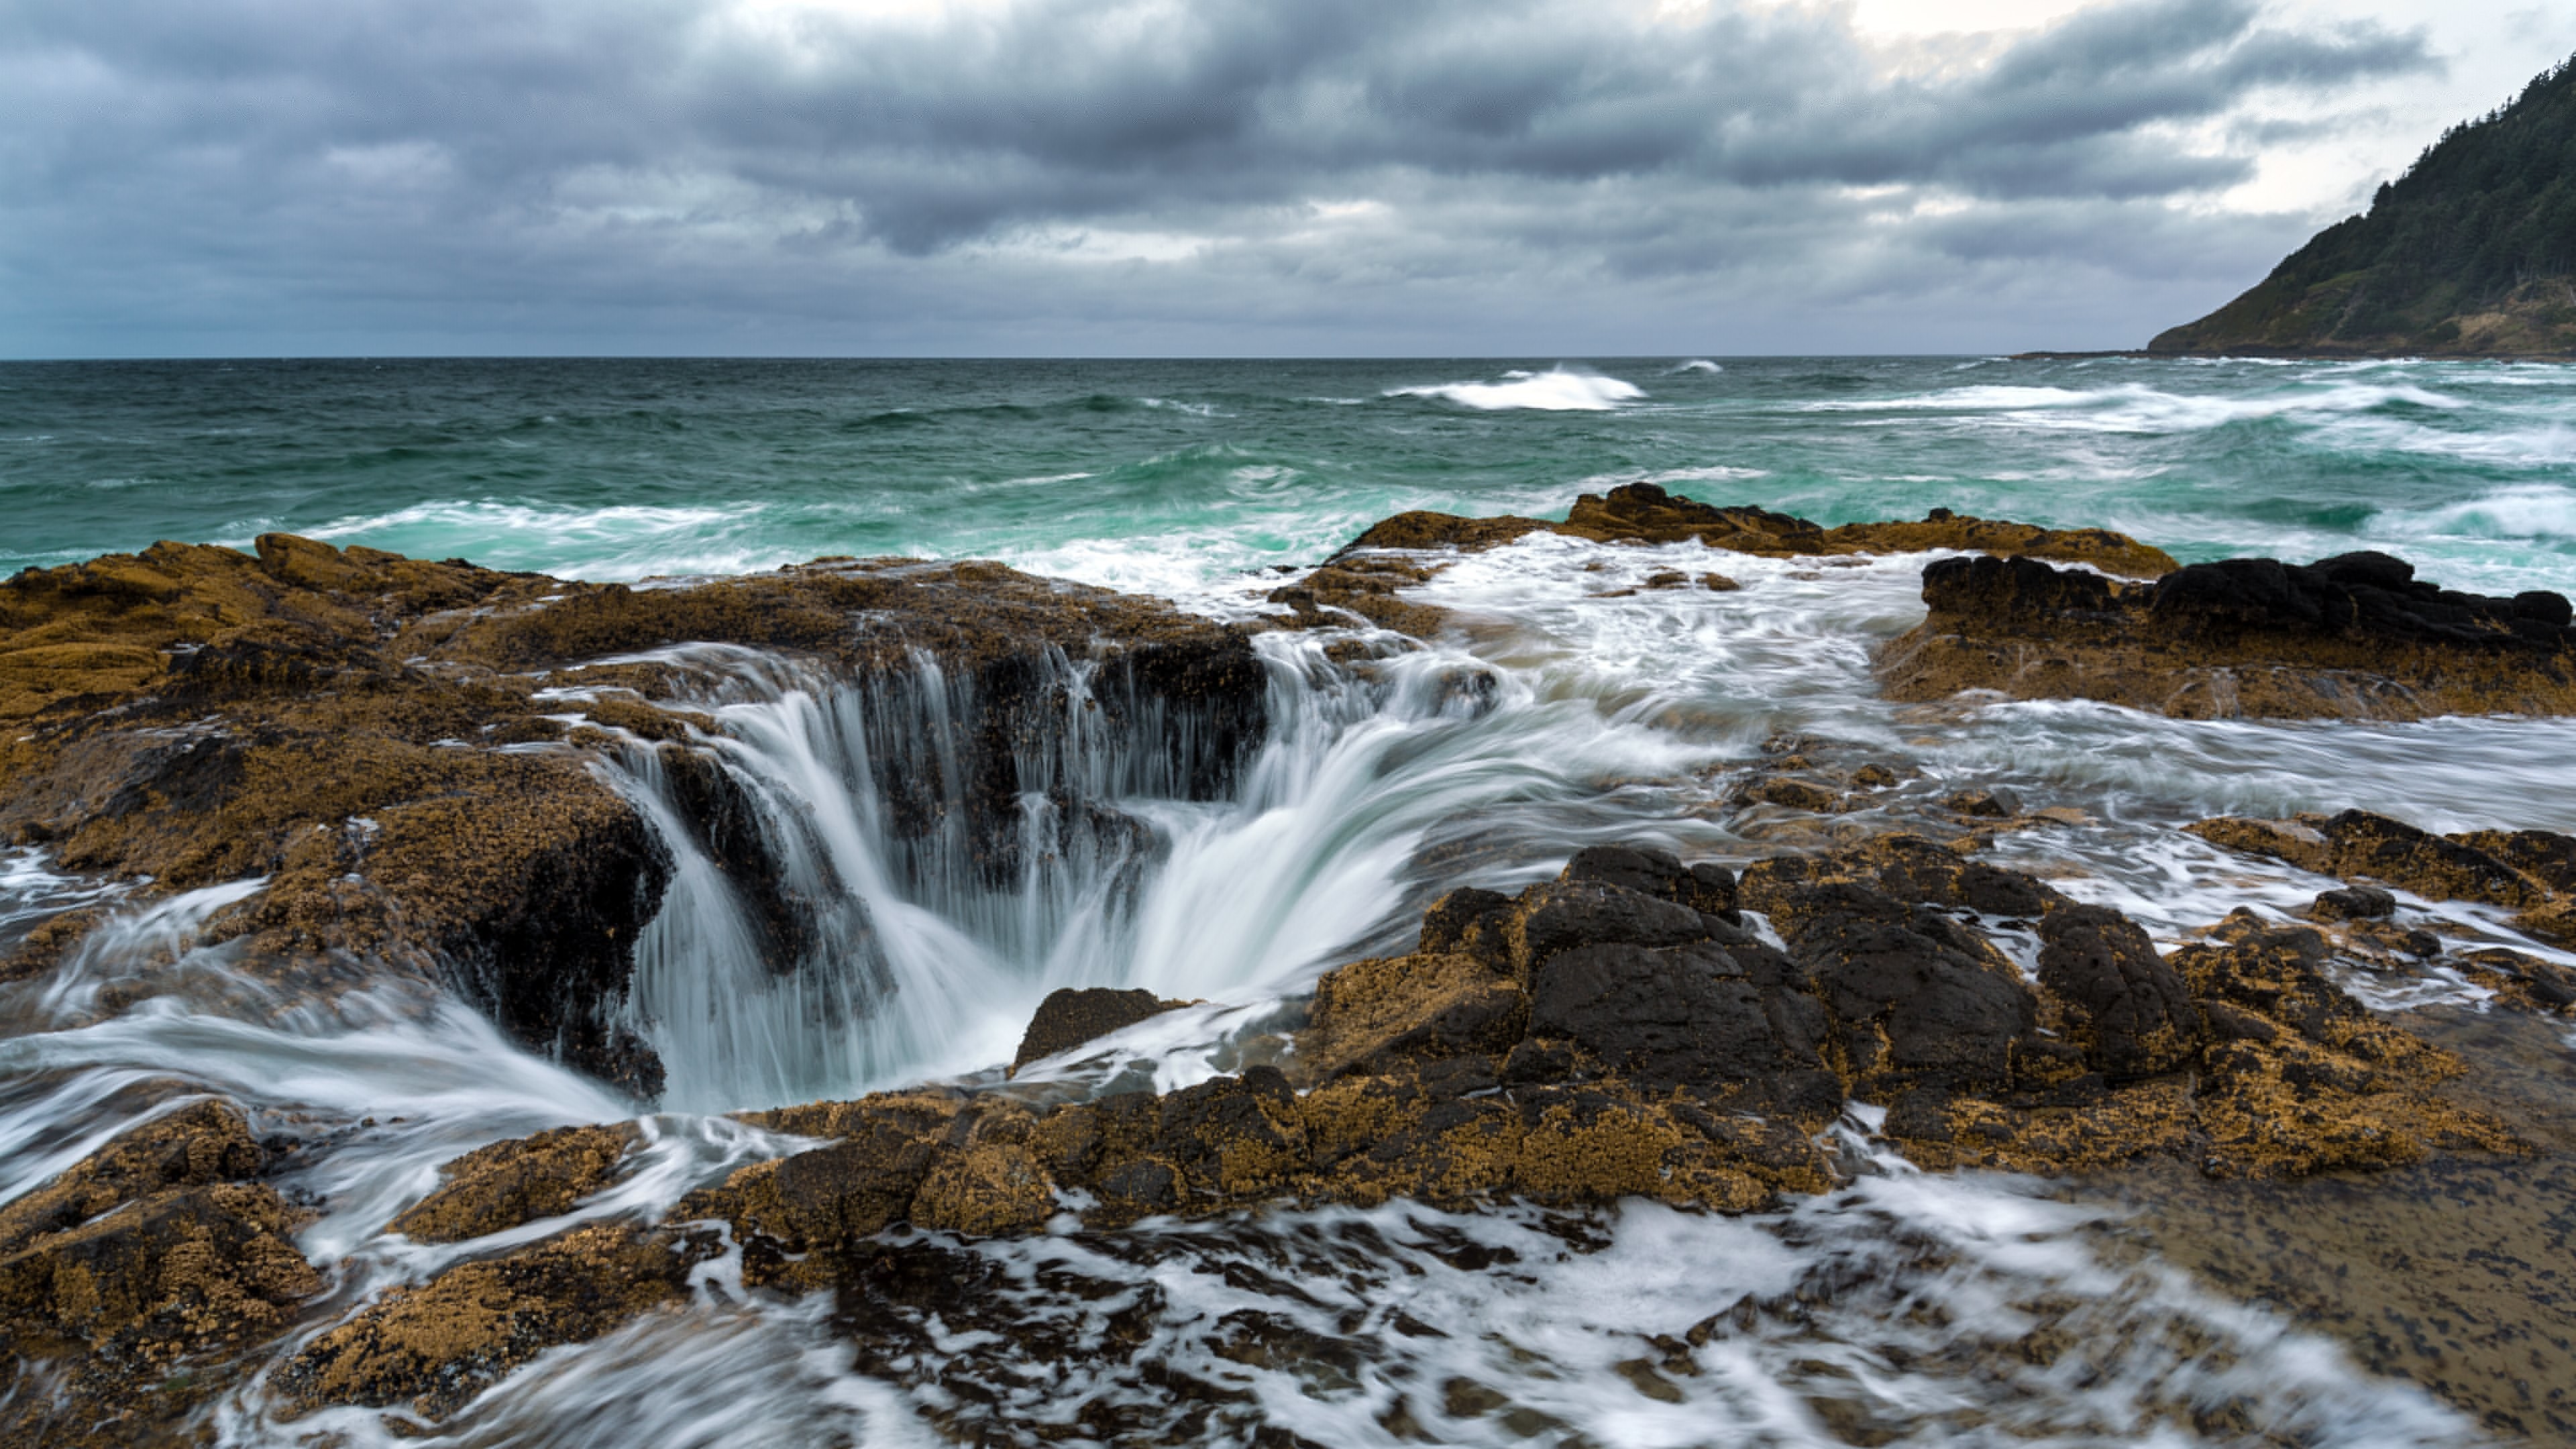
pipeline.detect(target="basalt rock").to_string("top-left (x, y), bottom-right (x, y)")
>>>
top-left (306, 835), bottom-right (2533, 1414)
top-left (1882, 549), bottom-right (2576, 720)
top-left (1, 537), bottom-right (1268, 1091)
top-left (0, 1101), bottom-right (320, 1449)
top-left (1283, 491), bottom-right (2176, 637)
top-left (2035, 905), bottom-right (2203, 1080)
top-left (1010, 986), bottom-right (1190, 1075)
top-left (2188, 810), bottom-right (2576, 954)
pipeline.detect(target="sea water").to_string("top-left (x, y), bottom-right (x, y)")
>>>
top-left (5, 356), bottom-right (2575, 1446)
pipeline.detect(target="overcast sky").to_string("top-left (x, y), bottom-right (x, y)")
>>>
top-left (4, 0), bottom-right (2571, 357)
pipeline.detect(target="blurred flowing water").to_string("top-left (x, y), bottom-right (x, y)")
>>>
top-left (5, 356), bottom-right (2575, 1446)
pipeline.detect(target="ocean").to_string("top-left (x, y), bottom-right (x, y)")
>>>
top-left (5, 356), bottom-right (2575, 1446)
top-left (7, 356), bottom-right (2574, 597)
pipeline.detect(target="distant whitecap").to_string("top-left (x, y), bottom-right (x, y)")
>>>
top-left (1386, 366), bottom-right (1644, 412)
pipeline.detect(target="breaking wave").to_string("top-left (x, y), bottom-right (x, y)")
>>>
top-left (1387, 368), bottom-right (1645, 412)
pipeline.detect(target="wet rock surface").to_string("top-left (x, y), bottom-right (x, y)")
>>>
top-left (0, 1102), bottom-right (320, 1449)
top-left (1882, 548), bottom-right (2576, 720)
top-left (0, 537), bottom-right (1268, 1090)
top-left (1269, 486), bottom-right (2176, 633)
top-left (240, 834), bottom-right (2551, 1427)
top-left (2190, 810), bottom-right (2576, 969)
top-left (1009, 986), bottom-right (1190, 1074)
top-left (8, 527), bottom-right (2574, 1443)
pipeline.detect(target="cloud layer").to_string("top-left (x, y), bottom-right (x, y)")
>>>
top-left (0, 0), bottom-right (2437, 354)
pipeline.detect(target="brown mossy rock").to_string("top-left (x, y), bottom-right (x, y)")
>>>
top-left (1299, 950), bottom-right (1527, 1082)
top-left (1555, 488), bottom-right (2178, 577)
top-left (4, 537), bottom-right (1267, 1090)
top-left (1331, 512), bottom-right (1558, 555)
top-left (0, 1184), bottom-right (319, 1362)
top-left (1280, 492), bottom-right (2172, 641)
top-left (388, 1122), bottom-right (643, 1244)
top-left (0, 1099), bottom-right (317, 1446)
top-left (1009, 986), bottom-right (1187, 1074)
top-left (0, 1100), bottom-right (265, 1258)
top-left (1882, 549), bottom-right (2576, 720)
top-left (1511, 1087), bottom-right (1770, 1210)
top-left (2174, 915), bottom-right (2459, 1077)
top-left (271, 1223), bottom-right (718, 1423)
top-left (1886, 1080), bottom-right (2198, 1175)
top-left (1263, 552), bottom-right (1452, 635)
top-left (698, 1093), bottom-right (969, 1286)
top-left (2190, 812), bottom-right (2576, 955)
top-left (2455, 827), bottom-right (2576, 894)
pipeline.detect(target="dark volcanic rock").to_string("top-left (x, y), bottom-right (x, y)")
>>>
top-left (2308, 884), bottom-right (2398, 922)
top-left (2035, 905), bottom-right (2202, 1080)
top-left (1885, 549), bottom-right (2576, 720)
top-left (1, 537), bottom-right (1269, 1092)
top-left (1010, 987), bottom-right (1188, 1074)
top-left (1797, 906), bottom-right (2037, 1097)
top-left (1505, 879), bottom-right (1737, 980)
top-left (1527, 940), bottom-right (1825, 1087)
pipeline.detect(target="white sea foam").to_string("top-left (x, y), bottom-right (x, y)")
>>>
top-left (1387, 367), bottom-right (1645, 412)
top-left (1803, 380), bottom-right (2469, 435)
top-left (239, 1173), bottom-right (2473, 1448)
top-left (2388, 482), bottom-right (2576, 543)
top-left (1668, 358), bottom-right (1724, 374)
top-left (294, 498), bottom-right (794, 582)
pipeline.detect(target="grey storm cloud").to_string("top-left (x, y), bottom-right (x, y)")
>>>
top-left (0, 0), bottom-right (2436, 354)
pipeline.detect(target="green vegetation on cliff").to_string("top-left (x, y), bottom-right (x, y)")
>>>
top-left (2153, 53), bottom-right (2576, 357)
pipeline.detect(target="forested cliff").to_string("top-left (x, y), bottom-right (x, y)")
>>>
top-left (2153, 53), bottom-right (2576, 358)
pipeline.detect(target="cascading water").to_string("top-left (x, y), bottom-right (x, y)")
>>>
top-left (8, 520), bottom-right (2575, 1446)
top-left (582, 626), bottom-right (1731, 1112)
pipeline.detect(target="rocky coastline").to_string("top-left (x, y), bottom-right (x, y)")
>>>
top-left (6, 498), bottom-right (2575, 1444)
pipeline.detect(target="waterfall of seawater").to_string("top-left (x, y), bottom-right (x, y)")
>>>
top-left (13, 533), bottom-right (2575, 1446)
top-left (592, 630), bottom-right (1720, 1112)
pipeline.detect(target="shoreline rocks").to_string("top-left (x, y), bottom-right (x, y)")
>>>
top-left (217, 835), bottom-right (2537, 1426)
top-left (1267, 485), bottom-right (2176, 633)
top-left (1, 537), bottom-right (1269, 1091)
top-left (1881, 549), bottom-right (2576, 720)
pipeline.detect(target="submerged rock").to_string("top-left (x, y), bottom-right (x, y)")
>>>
top-left (2189, 810), bottom-right (2576, 954)
top-left (1881, 549), bottom-right (2576, 720)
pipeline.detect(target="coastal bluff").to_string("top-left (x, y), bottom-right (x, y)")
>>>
top-left (2149, 52), bottom-right (2576, 359)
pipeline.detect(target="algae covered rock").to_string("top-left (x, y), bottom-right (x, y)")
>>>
top-left (1282, 491), bottom-right (2175, 638)
top-left (1008, 986), bottom-right (1188, 1074)
top-left (272, 1223), bottom-right (720, 1422)
top-left (0, 1102), bottom-right (321, 1449)
top-left (388, 1122), bottom-right (643, 1244)
top-left (3, 535), bottom-right (1269, 1093)
top-left (1883, 549), bottom-right (2576, 721)
top-left (2190, 810), bottom-right (2576, 957)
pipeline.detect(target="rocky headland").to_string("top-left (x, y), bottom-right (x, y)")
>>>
top-left (2148, 52), bottom-right (2576, 358)
top-left (5, 505), bottom-right (2575, 1444)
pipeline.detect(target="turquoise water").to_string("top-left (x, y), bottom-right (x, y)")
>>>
top-left (6, 356), bottom-right (2574, 597)
top-left (9, 356), bottom-right (2576, 1445)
